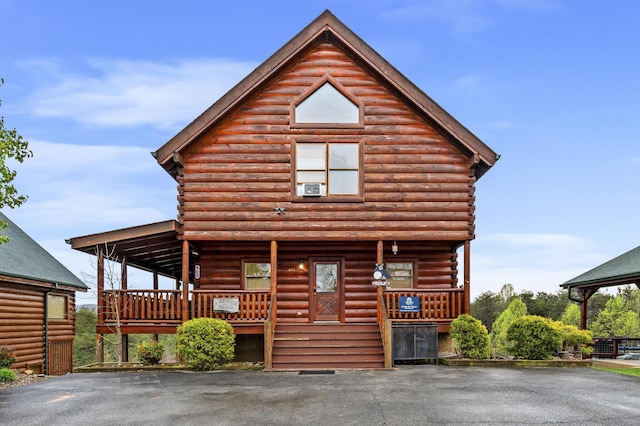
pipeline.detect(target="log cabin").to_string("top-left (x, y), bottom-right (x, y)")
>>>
top-left (68, 10), bottom-right (498, 370)
top-left (0, 211), bottom-right (88, 375)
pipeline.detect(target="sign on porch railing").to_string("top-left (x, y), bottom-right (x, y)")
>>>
top-left (399, 296), bottom-right (420, 313)
top-left (214, 297), bottom-right (240, 313)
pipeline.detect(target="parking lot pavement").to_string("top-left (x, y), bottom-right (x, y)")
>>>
top-left (1, 365), bottom-right (639, 425)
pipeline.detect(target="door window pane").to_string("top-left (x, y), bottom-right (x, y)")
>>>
top-left (315, 264), bottom-right (338, 292)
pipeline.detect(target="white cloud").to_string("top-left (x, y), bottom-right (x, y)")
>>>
top-left (468, 233), bottom-right (608, 297)
top-left (11, 140), bottom-right (175, 237)
top-left (23, 58), bottom-right (257, 130)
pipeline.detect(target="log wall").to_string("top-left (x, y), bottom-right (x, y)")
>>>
top-left (195, 241), bottom-right (457, 323)
top-left (0, 282), bottom-right (76, 374)
top-left (178, 38), bottom-right (475, 242)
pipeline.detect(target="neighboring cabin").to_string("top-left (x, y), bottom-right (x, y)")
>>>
top-left (0, 211), bottom-right (88, 375)
top-left (68, 10), bottom-right (498, 370)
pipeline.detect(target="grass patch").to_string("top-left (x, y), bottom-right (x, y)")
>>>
top-left (593, 366), bottom-right (640, 377)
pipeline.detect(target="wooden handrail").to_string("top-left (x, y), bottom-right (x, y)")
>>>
top-left (377, 288), bottom-right (392, 368)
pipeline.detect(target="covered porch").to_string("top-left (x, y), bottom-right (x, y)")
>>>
top-left (68, 222), bottom-right (469, 369)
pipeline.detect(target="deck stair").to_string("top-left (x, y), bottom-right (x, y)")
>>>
top-left (271, 323), bottom-right (385, 370)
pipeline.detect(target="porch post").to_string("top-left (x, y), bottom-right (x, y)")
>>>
top-left (96, 244), bottom-right (105, 363)
top-left (464, 241), bottom-right (471, 315)
top-left (270, 240), bottom-right (278, 296)
top-left (153, 269), bottom-right (159, 342)
top-left (181, 240), bottom-right (190, 323)
top-left (580, 296), bottom-right (588, 331)
top-left (120, 255), bottom-right (128, 362)
top-left (376, 240), bottom-right (384, 296)
top-left (121, 255), bottom-right (128, 290)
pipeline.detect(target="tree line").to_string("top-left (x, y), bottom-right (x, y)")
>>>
top-left (471, 283), bottom-right (640, 337)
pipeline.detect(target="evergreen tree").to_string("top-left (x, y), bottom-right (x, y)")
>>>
top-left (470, 291), bottom-right (505, 331)
top-left (73, 307), bottom-right (97, 367)
top-left (560, 303), bottom-right (581, 328)
top-left (590, 296), bottom-right (640, 337)
top-left (490, 297), bottom-right (527, 357)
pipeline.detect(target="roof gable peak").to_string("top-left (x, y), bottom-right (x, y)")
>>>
top-left (155, 10), bottom-right (498, 178)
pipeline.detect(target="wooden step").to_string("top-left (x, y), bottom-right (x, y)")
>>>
top-left (270, 323), bottom-right (386, 370)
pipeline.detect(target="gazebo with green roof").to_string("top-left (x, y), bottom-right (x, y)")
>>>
top-left (560, 245), bottom-right (640, 329)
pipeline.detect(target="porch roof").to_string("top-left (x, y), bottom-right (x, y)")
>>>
top-left (67, 220), bottom-right (192, 280)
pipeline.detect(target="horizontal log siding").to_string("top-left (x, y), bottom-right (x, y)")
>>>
top-left (179, 40), bottom-right (474, 241)
top-left (196, 241), bottom-right (457, 323)
top-left (0, 283), bottom-right (76, 373)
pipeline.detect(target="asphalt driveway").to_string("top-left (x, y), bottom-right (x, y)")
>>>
top-left (1, 365), bottom-right (638, 425)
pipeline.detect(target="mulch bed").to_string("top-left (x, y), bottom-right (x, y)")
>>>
top-left (0, 370), bottom-right (49, 391)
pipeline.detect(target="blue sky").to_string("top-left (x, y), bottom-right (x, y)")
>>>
top-left (1, 0), bottom-right (639, 304)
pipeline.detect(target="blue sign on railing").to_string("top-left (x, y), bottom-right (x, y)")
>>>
top-left (399, 296), bottom-right (420, 313)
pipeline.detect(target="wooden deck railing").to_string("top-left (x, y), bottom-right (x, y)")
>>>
top-left (384, 288), bottom-right (464, 321)
top-left (100, 288), bottom-right (460, 329)
top-left (103, 290), bottom-right (182, 323)
top-left (102, 289), bottom-right (270, 324)
top-left (190, 290), bottom-right (270, 322)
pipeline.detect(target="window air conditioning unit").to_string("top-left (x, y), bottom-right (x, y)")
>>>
top-left (302, 183), bottom-right (321, 196)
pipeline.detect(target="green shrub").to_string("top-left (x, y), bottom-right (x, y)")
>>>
top-left (135, 341), bottom-right (165, 365)
top-left (0, 345), bottom-right (17, 369)
top-left (506, 315), bottom-right (562, 360)
top-left (0, 367), bottom-right (16, 383)
top-left (176, 318), bottom-right (235, 370)
top-left (450, 314), bottom-right (490, 359)
top-left (553, 321), bottom-right (593, 357)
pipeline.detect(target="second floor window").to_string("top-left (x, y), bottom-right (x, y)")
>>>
top-left (296, 142), bottom-right (359, 197)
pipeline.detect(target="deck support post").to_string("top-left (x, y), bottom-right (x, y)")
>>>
top-left (181, 240), bottom-right (190, 323)
top-left (121, 255), bottom-right (128, 362)
top-left (464, 241), bottom-right (471, 315)
top-left (96, 244), bottom-right (105, 363)
top-left (96, 334), bottom-right (104, 364)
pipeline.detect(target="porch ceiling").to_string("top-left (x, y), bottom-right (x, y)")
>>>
top-left (67, 220), bottom-right (190, 280)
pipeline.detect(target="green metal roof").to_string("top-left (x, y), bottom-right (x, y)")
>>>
top-left (0, 211), bottom-right (87, 291)
top-left (561, 245), bottom-right (640, 288)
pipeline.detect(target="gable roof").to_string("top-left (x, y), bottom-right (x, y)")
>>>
top-left (561, 245), bottom-right (640, 289)
top-left (154, 9), bottom-right (498, 179)
top-left (0, 211), bottom-right (87, 291)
